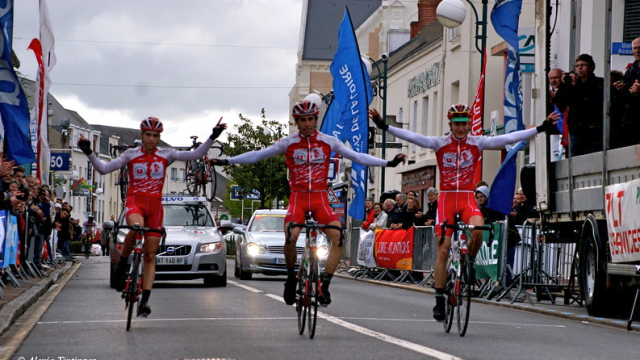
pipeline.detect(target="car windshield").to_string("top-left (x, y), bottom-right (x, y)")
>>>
top-left (249, 215), bottom-right (284, 232)
top-left (163, 204), bottom-right (215, 227)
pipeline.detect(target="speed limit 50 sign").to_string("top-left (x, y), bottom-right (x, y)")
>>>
top-left (50, 152), bottom-right (71, 171)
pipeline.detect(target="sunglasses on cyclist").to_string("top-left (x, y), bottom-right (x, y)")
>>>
top-left (449, 112), bottom-right (471, 122)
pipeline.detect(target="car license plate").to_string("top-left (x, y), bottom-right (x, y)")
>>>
top-left (274, 258), bottom-right (300, 265)
top-left (156, 256), bottom-right (187, 265)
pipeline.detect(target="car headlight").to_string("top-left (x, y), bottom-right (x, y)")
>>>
top-left (200, 242), bottom-right (222, 253)
top-left (317, 245), bottom-right (329, 258)
top-left (246, 242), bottom-right (266, 256)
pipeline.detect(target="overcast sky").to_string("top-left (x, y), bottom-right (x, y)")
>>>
top-left (13, 0), bottom-right (302, 146)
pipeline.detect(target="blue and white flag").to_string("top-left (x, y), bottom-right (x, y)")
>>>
top-left (0, 0), bottom-right (36, 165)
top-left (327, 7), bottom-right (373, 221)
top-left (487, 0), bottom-right (525, 215)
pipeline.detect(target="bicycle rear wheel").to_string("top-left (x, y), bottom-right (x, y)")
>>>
top-left (308, 258), bottom-right (319, 339)
top-left (186, 161), bottom-right (200, 196)
top-left (205, 166), bottom-right (217, 201)
top-left (457, 254), bottom-right (471, 337)
top-left (126, 254), bottom-right (141, 331)
top-left (297, 274), bottom-right (307, 335)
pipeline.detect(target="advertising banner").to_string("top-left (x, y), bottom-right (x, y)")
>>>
top-left (356, 229), bottom-right (377, 268)
top-left (605, 179), bottom-right (640, 263)
top-left (473, 222), bottom-right (503, 281)
top-left (374, 227), bottom-right (414, 270)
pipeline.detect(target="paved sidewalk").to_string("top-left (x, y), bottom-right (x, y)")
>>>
top-left (0, 260), bottom-right (75, 337)
top-left (335, 269), bottom-right (640, 333)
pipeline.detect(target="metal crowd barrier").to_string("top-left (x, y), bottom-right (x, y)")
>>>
top-left (412, 226), bottom-right (436, 286)
top-left (496, 219), bottom-right (582, 305)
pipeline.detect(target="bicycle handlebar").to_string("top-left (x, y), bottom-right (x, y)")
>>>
top-left (286, 215), bottom-right (344, 247)
top-left (115, 224), bottom-right (168, 248)
top-left (439, 220), bottom-right (494, 245)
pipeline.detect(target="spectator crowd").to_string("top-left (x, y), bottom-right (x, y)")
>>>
top-left (0, 160), bottom-right (112, 276)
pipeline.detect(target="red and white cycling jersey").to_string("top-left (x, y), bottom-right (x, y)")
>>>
top-left (228, 130), bottom-right (387, 192)
top-left (387, 126), bottom-right (538, 191)
top-left (88, 137), bottom-right (214, 199)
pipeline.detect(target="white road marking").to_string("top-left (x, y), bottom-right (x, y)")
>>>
top-left (231, 281), bottom-right (465, 360)
top-left (228, 280), bottom-right (263, 293)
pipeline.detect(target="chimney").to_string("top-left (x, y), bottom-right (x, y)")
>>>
top-left (410, 0), bottom-right (441, 39)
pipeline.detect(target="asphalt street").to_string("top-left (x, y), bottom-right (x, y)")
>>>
top-left (0, 257), bottom-right (638, 360)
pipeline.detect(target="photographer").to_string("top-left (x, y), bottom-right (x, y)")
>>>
top-left (556, 54), bottom-right (604, 156)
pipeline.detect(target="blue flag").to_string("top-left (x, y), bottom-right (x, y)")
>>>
top-left (553, 104), bottom-right (564, 133)
top-left (487, 0), bottom-right (525, 215)
top-left (0, 0), bottom-right (36, 165)
top-left (320, 96), bottom-right (347, 145)
top-left (328, 8), bottom-right (373, 221)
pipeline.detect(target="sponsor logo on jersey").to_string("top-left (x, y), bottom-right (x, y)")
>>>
top-left (132, 163), bottom-right (148, 179)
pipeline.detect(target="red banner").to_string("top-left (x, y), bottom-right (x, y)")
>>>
top-left (373, 227), bottom-right (414, 270)
top-left (470, 52), bottom-right (486, 185)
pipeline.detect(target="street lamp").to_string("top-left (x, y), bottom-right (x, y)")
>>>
top-left (368, 54), bottom-right (389, 192)
top-left (437, 0), bottom-right (488, 164)
top-left (437, 0), bottom-right (488, 80)
top-left (262, 124), bottom-right (282, 209)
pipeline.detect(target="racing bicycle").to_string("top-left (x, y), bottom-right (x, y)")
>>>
top-left (116, 223), bottom-right (166, 331)
top-left (81, 230), bottom-right (96, 259)
top-left (109, 143), bottom-right (136, 204)
top-left (440, 220), bottom-right (493, 337)
top-left (288, 212), bottom-right (343, 339)
top-left (185, 136), bottom-right (224, 202)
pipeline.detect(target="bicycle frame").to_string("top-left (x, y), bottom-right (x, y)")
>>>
top-left (186, 136), bottom-right (223, 201)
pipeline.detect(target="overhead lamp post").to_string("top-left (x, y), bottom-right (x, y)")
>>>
top-left (437, 0), bottom-right (489, 122)
top-left (263, 124), bottom-right (282, 209)
top-left (368, 54), bottom-right (389, 192)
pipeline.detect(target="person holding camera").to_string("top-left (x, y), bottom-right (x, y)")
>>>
top-left (613, 37), bottom-right (640, 148)
top-left (556, 54), bottom-right (604, 156)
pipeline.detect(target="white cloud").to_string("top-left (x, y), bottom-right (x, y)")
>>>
top-left (14, 0), bottom-right (302, 146)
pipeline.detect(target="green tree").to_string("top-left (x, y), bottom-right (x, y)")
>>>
top-left (221, 110), bottom-right (289, 213)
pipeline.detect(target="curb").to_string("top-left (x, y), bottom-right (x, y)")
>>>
top-left (0, 262), bottom-right (75, 337)
top-left (334, 272), bottom-right (640, 333)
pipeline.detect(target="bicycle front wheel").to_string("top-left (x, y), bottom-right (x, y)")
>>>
top-left (308, 258), bottom-right (319, 339)
top-left (126, 254), bottom-right (141, 331)
top-left (82, 238), bottom-right (91, 259)
top-left (443, 277), bottom-right (455, 333)
top-left (297, 272), bottom-right (307, 335)
top-left (457, 254), bottom-right (472, 337)
top-left (205, 166), bottom-right (217, 201)
top-left (185, 161), bottom-right (198, 196)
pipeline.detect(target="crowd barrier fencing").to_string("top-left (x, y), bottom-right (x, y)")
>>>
top-left (341, 218), bottom-right (583, 307)
top-left (0, 210), bottom-right (62, 295)
top-left (496, 219), bottom-right (582, 305)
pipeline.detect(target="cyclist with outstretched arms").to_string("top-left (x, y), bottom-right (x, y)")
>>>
top-left (209, 100), bottom-right (406, 306)
top-left (369, 104), bottom-right (559, 321)
top-left (77, 116), bottom-right (226, 317)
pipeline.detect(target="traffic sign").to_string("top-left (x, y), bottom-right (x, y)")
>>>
top-left (326, 188), bottom-right (340, 203)
top-left (50, 152), bottom-right (70, 171)
top-left (230, 185), bottom-right (260, 200)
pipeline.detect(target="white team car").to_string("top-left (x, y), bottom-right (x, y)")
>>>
top-left (233, 209), bottom-right (329, 280)
top-left (110, 194), bottom-right (226, 287)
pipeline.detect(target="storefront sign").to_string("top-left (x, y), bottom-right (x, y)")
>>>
top-left (407, 62), bottom-right (441, 98)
